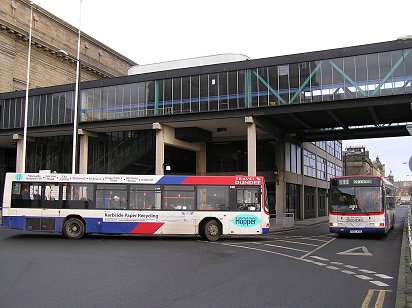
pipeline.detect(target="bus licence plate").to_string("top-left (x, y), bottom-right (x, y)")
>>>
top-left (350, 230), bottom-right (362, 234)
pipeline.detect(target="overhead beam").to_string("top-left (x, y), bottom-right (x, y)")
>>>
top-left (327, 110), bottom-right (350, 133)
top-left (368, 106), bottom-right (380, 125)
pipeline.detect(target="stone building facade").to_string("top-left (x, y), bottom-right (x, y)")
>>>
top-left (0, 0), bottom-right (137, 93)
top-left (343, 146), bottom-right (385, 177)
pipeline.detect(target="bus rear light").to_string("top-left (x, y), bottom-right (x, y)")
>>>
top-left (265, 223), bottom-right (270, 228)
top-left (374, 222), bottom-right (384, 227)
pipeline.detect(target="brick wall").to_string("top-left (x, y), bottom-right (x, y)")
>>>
top-left (0, 0), bottom-right (137, 93)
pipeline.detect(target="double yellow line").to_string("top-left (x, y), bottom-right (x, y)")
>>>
top-left (361, 289), bottom-right (391, 308)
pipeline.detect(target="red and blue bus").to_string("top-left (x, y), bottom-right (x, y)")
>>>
top-left (329, 175), bottom-right (395, 235)
top-left (1, 172), bottom-right (270, 241)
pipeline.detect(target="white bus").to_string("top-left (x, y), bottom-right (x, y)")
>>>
top-left (329, 175), bottom-right (395, 235)
top-left (1, 173), bottom-right (270, 241)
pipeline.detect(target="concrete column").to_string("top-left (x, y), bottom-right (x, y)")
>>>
top-left (78, 129), bottom-right (97, 174)
top-left (153, 123), bottom-right (205, 175)
top-left (275, 141), bottom-right (286, 215)
top-left (196, 143), bottom-right (206, 175)
top-left (79, 134), bottom-right (88, 174)
top-left (300, 184), bottom-right (305, 220)
top-left (13, 134), bottom-right (24, 173)
top-left (245, 116), bottom-right (256, 176)
top-left (314, 187), bottom-right (319, 218)
top-left (153, 123), bottom-right (165, 175)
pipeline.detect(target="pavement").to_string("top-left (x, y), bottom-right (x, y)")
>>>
top-left (269, 213), bottom-right (412, 308)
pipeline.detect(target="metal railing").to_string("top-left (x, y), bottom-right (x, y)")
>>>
top-left (270, 213), bottom-right (295, 229)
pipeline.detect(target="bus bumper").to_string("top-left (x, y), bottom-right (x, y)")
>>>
top-left (329, 227), bottom-right (386, 235)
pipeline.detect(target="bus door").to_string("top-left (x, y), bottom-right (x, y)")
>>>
top-left (40, 183), bottom-right (62, 232)
top-left (161, 186), bottom-right (196, 234)
top-left (228, 186), bottom-right (262, 235)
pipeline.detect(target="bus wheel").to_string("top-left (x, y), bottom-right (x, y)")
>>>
top-left (203, 220), bottom-right (221, 241)
top-left (63, 218), bottom-right (85, 240)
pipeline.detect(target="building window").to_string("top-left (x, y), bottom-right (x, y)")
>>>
top-left (327, 161), bottom-right (336, 181)
top-left (316, 141), bottom-right (326, 151)
top-left (317, 156), bottom-right (326, 180)
top-left (303, 149), bottom-right (316, 178)
top-left (335, 141), bottom-right (342, 160)
top-left (285, 143), bottom-right (302, 174)
top-left (327, 141), bottom-right (335, 156)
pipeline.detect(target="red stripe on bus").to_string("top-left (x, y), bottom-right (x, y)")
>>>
top-left (330, 211), bottom-right (384, 216)
top-left (130, 222), bottom-right (164, 234)
top-left (181, 176), bottom-right (237, 185)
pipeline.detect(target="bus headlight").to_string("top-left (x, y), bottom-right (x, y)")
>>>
top-left (330, 223), bottom-right (338, 227)
top-left (374, 222), bottom-right (384, 227)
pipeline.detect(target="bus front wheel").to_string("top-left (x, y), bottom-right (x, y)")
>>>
top-left (203, 220), bottom-right (221, 241)
top-left (63, 218), bottom-right (85, 240)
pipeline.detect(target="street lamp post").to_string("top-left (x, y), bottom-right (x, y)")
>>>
top-left (21, 1), bottom-right (34, 173)
top-left (72, 0), bottom-right (82, 174)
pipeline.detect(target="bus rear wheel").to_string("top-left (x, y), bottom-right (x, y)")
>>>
top-left (203, 220), bottom-right (221, 241)
top-left (63, 218), bottom-right (85, 239)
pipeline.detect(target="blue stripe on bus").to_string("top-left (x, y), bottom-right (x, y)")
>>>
top-left (2, 216), bottom-right (141, 234)
top-left (262, 227), bottom-right (269, 234)
top-left (156, 175), bottom-right (188, 185)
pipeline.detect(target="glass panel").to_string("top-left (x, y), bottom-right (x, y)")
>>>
top-left (278, 64), bottom-right (290, 103)
top-left (218, 72), bottom-right (229, 110)
top-left (404, 49), bottom-right (412, 94)
top-left (52, 93), bottom-right (59, 124)
top-left (137, 82), bottom-right (146, 117)
top-left (163, 79), bottom-right (172, 115)
top-left (163, 189), bottom-right (195, 210)
top-left (172, 78), bottom-right (182, 114)
top-left (3, 99), bottom-right (10, 129)
top-left (107, 86), bottom-right (115, 120)
top-left (38, 95), bottom-right (46, 126)
top-left (115, 85), bottom-right (124, 119)
top-left (238, 70), bottom-right (246, 108)
top-left (289, 63), bottom-right (300, 104)
top-left (228, 71), bottom-right (239, 109)
top-left (378, 52), bottom-right (392, 96)
top-left (355, 55), bottom-right (367, 98)
top-left (391, 50), bottom-right (405, 95)
top-left (267, 66), bottom-right (279, 106)
top-left (257, 67), bottom-right (269, 107)
top-left (182, 76), bottom-right (191, 113)
top-left (57, 93), bottom-right (66, 124)
top-left (199, 74), bottom-right (208, 111)
top-left (197, 186), bottom-right (229, 210)
top-left (367, 53), bottom-right (379, 96)
top-left (317, 60), bottom-right (329, 102)
top-left (130, 185), bottom-right (161, 210)
top-left (343, 57), bottom-right (356, 99)
top-left (101, 87), bottom-right (109, 120)
top-left (46, 94), bottom-right (52, 125)
top-left (130, 83), bottom-right (139, 117)
top-left (81, 90), bottom-right (91, 122)
top-left (146, 81), bottom-right (155, 116)
top-left (330, 58), bottom-right (345, 100)
top-left (190, 76), bottom-right (199, 113)
top-left (236, 187), bottom-right (260, 211)
top-left (96, 184), bottom-right (127, 209)
top-left (31, 96), bottom-right (39, 127)
top-left (15, 98), bottom-right (22, 128)
top-left (66, 91), bottom-right (74, 123)
top-left (209, 73), bottom-right (218, 111)
top-left (92, 88), bottom-right (102, 121)
top-left (250, 69), bottom-right (258, 107)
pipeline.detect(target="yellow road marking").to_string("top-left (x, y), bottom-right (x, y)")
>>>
top-left (361, 289), bottom-right (391, 308)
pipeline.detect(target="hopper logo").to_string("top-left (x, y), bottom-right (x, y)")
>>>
top-left (232, 214), bottom-right (260, 228)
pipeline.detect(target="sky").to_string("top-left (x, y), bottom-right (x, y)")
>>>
top-left (33, 0), bottom-right (412, 181)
